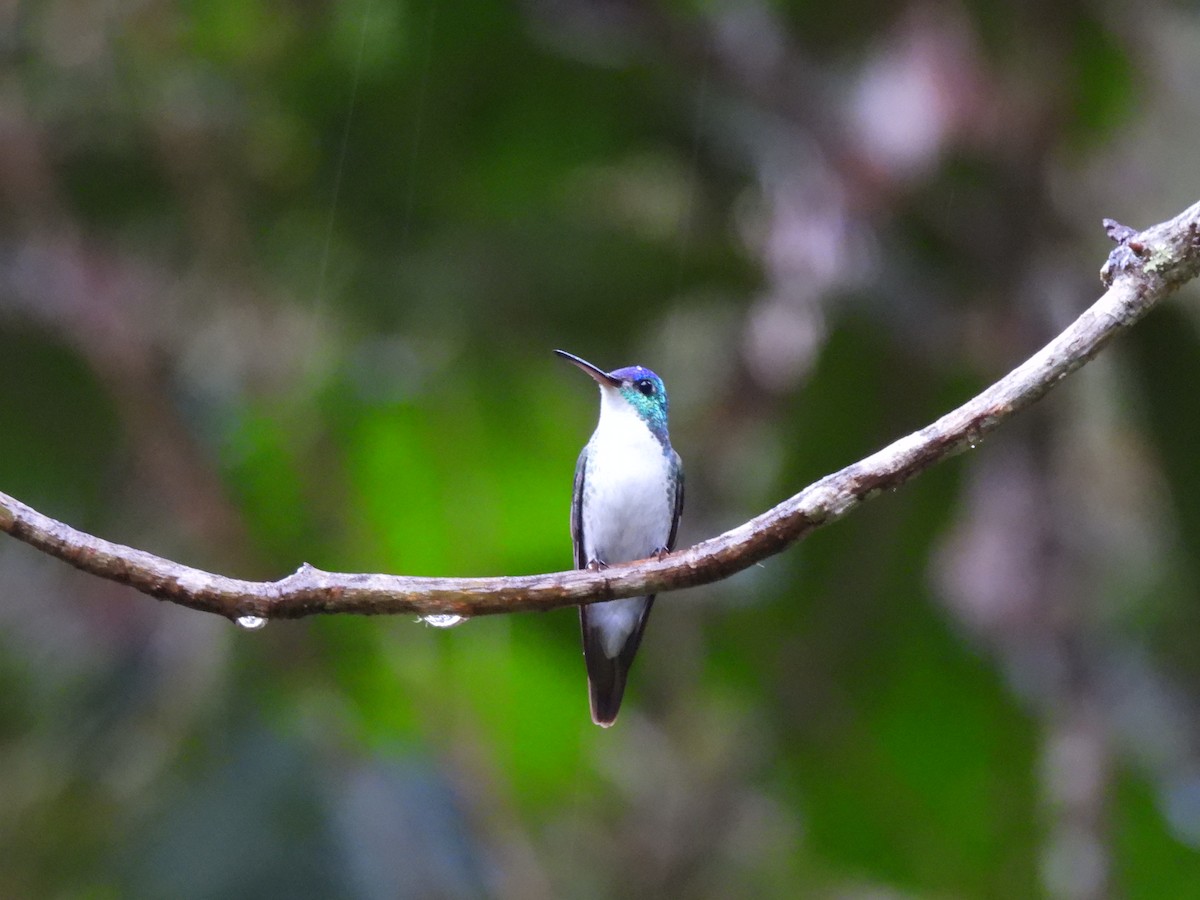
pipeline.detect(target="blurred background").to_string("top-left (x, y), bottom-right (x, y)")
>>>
top-left (2, 0), bottom-right (1199, 896)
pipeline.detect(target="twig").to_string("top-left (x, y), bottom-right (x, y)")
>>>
top-left (2, 200), bottom-right (1199, 623)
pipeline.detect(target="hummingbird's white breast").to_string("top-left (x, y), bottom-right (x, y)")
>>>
top-left (582, 386), bottom-right (675, 566)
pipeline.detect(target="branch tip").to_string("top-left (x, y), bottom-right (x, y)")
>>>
top-left (1103, 218), bottom-right (1138, 244)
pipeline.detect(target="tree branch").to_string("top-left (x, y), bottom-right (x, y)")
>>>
top-left (3, 200), bottom-right (1200, 623)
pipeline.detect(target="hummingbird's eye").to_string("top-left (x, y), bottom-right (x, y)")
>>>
top-left (636, 379), bottom-right (655, 396)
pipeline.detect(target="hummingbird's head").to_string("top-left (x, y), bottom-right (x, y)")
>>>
top-left (554, 350), bottom-right (670, 440)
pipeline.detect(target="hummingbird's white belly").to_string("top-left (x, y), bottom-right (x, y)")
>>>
top-left (582, 423), bottom-right (673, 566)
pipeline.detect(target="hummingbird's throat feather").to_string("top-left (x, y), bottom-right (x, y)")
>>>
top-left (600, 384), bottom-right (669, 447)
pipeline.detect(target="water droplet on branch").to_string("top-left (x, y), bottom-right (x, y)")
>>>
top-left (422, 614), bottom-right (465, 629)
top-left (236, 615), bottom-right (268, 631)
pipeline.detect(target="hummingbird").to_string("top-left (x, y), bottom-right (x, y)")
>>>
top-left (555, 349), bottom-right (684, 727)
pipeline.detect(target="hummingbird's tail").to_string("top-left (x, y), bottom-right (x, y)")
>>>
top-left (580, 597), bottom-right (655, 727)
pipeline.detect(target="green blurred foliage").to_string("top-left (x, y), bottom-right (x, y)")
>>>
top-left (2, 0), bottom-right (1200, 897)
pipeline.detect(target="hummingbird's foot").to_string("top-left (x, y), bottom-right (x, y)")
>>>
top-left (652, 547), bottom-right (671, 561)
top-left (586, 558), bottom-right (609, 571)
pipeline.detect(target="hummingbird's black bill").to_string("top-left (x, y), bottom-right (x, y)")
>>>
top-left (554, 349), bottom-right (621, 387)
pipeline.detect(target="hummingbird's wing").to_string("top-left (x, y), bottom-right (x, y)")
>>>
top-left (667, 449), bottom-right (684, 551)
top-left (570, 446), bottom-right (587, 570)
